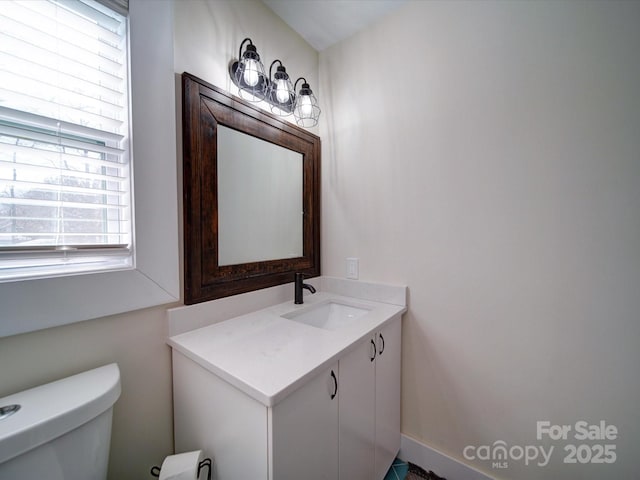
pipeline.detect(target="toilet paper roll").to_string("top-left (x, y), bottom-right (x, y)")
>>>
top-left (159, 450), bottom-right (204, 480)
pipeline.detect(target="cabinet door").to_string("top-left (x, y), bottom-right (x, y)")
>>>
top-left (173, 351), bottom-right (268, 480)
top-left (338, 337), bottom-right (376, 479)
top-left (374, 318), bottom-right (402, 479)
top-left (270, 363), bottom-right (339, 480)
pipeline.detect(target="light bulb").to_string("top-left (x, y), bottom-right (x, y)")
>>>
top-left (299, 95), bottom-right (313, 117)
top-left (243, 59), bottom-right (259, 87)
top-left (275, 79), bottom-right (289, 104)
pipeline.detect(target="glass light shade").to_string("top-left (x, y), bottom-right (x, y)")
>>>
top-left (243, 59), bottom-right (260, 86)
top-left (268, 65), bottom-right (295, 115)
top-left (275, 79), bottom-right (291, 103)
top-left (293, 83), bottom-right (321, 127)
top-left (234, 44), bottom-right (267, 101)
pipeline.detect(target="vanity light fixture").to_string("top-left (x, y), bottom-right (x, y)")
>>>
top-left (293, 77), bottom-right (321, 128)
top-left (267, 60), bottom-right (295, 115)
top-left (229, 38), bottom-right (321, 127)
top-left (230, 38), bottom-right (268, 101)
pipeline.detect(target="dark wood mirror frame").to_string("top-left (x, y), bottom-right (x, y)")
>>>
top-left (182, 73), bottom-right (321, 304)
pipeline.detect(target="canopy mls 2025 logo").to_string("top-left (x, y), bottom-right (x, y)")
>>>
top-left (463, 420), bottom-right (618, 470)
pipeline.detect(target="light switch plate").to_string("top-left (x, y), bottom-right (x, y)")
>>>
top-left (346, 257), bottom-right (359, 280)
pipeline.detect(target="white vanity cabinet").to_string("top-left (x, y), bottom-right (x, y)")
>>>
top-left (338, 319), bottom-right (402, 480)
top-left (168, 290), bottom-right (406, 480)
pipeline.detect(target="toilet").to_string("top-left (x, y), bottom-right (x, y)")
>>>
top-left (0, 363), bottom-right (121, 480)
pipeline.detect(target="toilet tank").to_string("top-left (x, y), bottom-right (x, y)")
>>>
top-left (0, 364), bottom-right (121, 480)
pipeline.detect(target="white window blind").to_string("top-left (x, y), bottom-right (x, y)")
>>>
top-left (0, 0), bottom-right (132, 281)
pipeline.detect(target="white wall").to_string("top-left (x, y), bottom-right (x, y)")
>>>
top-left (320, 1), bottom-right (640, 478)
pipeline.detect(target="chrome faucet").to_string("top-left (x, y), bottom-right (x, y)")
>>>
top-left (294, 272), bottom-right (316, 304)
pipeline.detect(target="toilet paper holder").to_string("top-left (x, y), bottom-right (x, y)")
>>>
top-left (150, 457), bottom-right (212, 480)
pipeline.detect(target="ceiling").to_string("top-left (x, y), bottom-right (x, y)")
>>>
top-left (262, 0), bottom-right (407, 51)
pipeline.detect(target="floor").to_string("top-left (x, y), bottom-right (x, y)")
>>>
top-left (384, 458), bottom-right (447, 480)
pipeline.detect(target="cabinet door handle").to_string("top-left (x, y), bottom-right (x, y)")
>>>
top-left (370, 339), bottom-right (376, 362)
top-left (330, 370), bottom-right (338, 400)
top-left (378, 333), bottom-right (385, 355)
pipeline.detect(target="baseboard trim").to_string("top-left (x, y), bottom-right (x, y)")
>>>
top-left (399, 434), bottom-right (494, 480)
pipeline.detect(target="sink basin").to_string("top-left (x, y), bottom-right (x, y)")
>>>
top-left (282, 301), bottom-right (371, 330)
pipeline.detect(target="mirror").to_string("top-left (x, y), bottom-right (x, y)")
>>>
top-left (217, 125), bottom-right (303, 266)
top-left (181, 73), bottom-right (320, 304)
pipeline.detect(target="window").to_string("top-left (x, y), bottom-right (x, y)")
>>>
top-left (0, 0), bottom-right (179, 338)
top-left (0, 0), bottom-right (132, 281)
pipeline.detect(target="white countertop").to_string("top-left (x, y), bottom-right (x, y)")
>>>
top-left (167, 291), bottom-right (406, 406)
